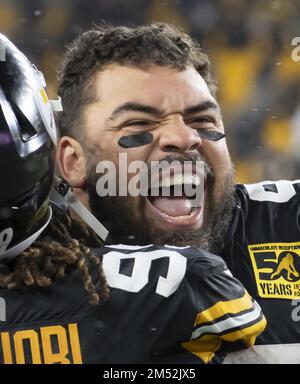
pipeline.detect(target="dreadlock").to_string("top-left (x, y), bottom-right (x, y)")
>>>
top-left (0, 205), bottom-right (110, 305)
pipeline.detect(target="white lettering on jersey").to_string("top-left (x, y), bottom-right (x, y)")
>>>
top-left (244, 180), bottom-right (300, 203)
top-left (0, 228), bottom-right (13, 254)
top-left (102, 250), bottom-right (187, 297)
top-left (291, 299), bottom-right (300, 322)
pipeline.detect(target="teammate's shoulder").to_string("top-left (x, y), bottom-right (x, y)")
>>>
top-left (0, 267), bottom-right (94, 327)
top-left (235, 179), bottom-right (300, 204)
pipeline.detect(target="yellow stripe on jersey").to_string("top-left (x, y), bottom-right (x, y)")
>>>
top-left (182, 290), bottom-right (267, 363)
top-left (193, 291), bottom-right (254, 327)
top-left (221, 316), bottom-right (267, 346)
top-left (182, 315), bottom-right (266, 363)
top-left (182, 334), bottom-right (222, 364)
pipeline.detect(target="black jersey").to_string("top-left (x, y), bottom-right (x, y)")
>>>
top-left (0, 245), bottom-right (265, 364)
top-left (222, 180), bottom-right (300, 363)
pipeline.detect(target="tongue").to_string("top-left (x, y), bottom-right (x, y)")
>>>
top-left (151, 197), bottom-right (192, 217)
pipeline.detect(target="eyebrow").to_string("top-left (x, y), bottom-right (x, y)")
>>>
top-left (108, 100), bottom-right (219, 121)
top-left (109, 102), bottom-right (163, 121)
top-left (184, 101), bottom-right (219, 115)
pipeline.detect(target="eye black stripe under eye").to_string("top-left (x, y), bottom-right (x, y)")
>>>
top-left (197, 129), bottom-right (226, 141)
top-left (118, 132), bottom-right (154, 148)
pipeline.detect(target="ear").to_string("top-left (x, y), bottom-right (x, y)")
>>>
top-left (56, 136), bottom-right (87, 188)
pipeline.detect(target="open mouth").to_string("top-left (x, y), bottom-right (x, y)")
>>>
top-left (146, 171), bottom-right (205, 228)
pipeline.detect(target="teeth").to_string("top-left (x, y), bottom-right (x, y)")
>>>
top-left (158, 174), bottom-right (201, 188)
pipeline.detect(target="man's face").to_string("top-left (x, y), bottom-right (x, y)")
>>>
top-left (73, 64), bottom-right (234, 248)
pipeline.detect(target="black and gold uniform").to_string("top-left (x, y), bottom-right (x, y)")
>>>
top-left (0, 32), bottom-right (265, 365)
top-left (222, 180), bottom-right (300, 363)
top-left (0, 245), bottom-right (265, 364)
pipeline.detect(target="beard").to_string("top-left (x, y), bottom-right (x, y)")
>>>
top-left (85, 153), bottom-right (235, 253)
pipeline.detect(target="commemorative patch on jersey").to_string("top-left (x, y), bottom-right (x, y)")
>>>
top-left (248, 242), bottom-right (300, 299)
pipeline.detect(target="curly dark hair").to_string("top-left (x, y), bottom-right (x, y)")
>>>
top-left (0, 205), bottom-right (110, 305)
top-left (58, 22), bottom-right (217, 140)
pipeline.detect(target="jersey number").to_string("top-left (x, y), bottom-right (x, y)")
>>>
top-left (102, 249), bottom-right (187, 297)
top-left (244, 180), bottom-right (299, 203)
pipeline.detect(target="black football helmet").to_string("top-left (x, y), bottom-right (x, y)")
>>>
top-left (0, 33), bottom-right (57, 262)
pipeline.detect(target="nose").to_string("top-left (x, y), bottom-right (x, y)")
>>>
top-left (158, 117), bottom-right (202, 154)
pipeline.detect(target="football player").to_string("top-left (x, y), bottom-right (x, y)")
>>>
top-left (0, 33), bottom-right (266, 364)
top-left (55, 23), bottom-right (300, 363)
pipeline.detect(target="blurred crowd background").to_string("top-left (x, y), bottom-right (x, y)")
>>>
top-left (1, 0), bottom-right (300, 183)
